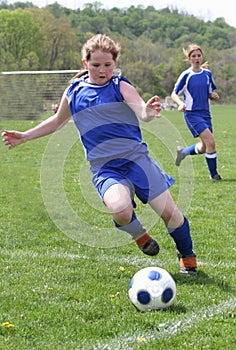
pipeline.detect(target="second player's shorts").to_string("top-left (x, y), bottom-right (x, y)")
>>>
top-left (184, 110), bottom-right (213, 137)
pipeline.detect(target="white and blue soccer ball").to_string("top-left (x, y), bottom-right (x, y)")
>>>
top-left (128, 267), bottom-right (176, 312)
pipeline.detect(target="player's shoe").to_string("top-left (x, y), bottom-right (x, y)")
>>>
top-left (210, 174), bottom-right (222, 181)
top-left (175, 146), bottom-right (186, 166)
top-left (136, 233), bottom-right (160, 256)
top-left (140, 238), bottom-right (160, 256)
top-left (177, 251), bottom-right (197, 275)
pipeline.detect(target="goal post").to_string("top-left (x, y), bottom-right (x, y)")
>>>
top-left (0, 70), bottom-right (79, 120)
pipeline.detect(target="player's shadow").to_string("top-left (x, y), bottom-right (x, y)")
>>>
top-left (164, 270), bottom-right (235, 314)
top-left (172, 270), bottom-right (234, 294)
top-left (219, 178), bottom-right (236, 182)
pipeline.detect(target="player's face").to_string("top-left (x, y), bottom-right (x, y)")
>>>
top-left (82, 50), bottom-right (115, 85)
top-left (189, 49), bottom-right (203, 71)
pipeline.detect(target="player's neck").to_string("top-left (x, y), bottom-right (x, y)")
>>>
top-left (192, 67), bottom-right (201, 73)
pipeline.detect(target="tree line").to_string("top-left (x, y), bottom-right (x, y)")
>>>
top-left (0, 1), bottom-right (236, 102)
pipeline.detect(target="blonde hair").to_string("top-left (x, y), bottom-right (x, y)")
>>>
top-left (183, 44), bottom-right (209, 69)
top-left (70, 34), bottom-right (121, 82)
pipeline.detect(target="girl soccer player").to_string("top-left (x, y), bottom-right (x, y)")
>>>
top-left (2, 34), bottom-right (197, 274)
top-left (171, 44), bottom-right (221, 180)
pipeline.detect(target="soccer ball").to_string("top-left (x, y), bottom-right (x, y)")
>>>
top-left (128, 266), bottom-right (176, 312)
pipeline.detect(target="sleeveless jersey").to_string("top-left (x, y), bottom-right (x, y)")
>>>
top-left (66, 75), bottom-right (148, 170)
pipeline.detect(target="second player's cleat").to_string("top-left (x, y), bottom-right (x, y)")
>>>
top-left (175, 146), bottom-right (186, 166)
top-left (210, 174), bottom-right (222, 181)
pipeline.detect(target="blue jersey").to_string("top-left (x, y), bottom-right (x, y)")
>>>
top-left (66, 74), bottom-right (147, 170)
top-left (173, 68), bottom-right (217, 111)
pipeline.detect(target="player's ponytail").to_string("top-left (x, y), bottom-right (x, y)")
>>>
top-left (69, 70), bottom-right (88, 83)
top-left (201, 61), bottom-right (209, 69)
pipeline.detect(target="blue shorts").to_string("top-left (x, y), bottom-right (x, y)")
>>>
top-left (92, 155), bottom-right (175, 204)
top-left (184, 110), bottom-right (213, 138)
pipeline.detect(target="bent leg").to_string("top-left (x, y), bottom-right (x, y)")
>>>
top-left (149, 190), bottom-right (183, 229)
top-left (149, 190), bottom-right (197, 273)
top-left (103, 183), bottom-right (133, 225)
top-left (175, 143), bottom-right (202, 166)
top-left (103, 184), bottom-right (159, 255)
top-left (149, 190), bottom-right (194, 256)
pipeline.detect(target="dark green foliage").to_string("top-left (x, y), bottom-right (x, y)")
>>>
top-left (0, 2), bottom-right (236, 102)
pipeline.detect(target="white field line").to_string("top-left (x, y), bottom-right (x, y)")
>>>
top-left (2, 249), bottom-right (236, 268)
top-left (93, 297), bottom-right (236, 350)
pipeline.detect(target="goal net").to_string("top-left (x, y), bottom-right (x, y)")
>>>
top-left (0, 70), bottom-right (79, 120)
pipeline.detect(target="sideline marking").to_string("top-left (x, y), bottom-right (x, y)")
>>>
top-left (2, 249), bottom-right (236, 268)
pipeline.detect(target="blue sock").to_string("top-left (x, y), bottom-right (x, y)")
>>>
top-left (182, 144), bottom-right (199, 156)
top-left (205, 152), bottom-right (218, 177)
top-left (113, 212), bottom-right (145, 240)
top-left (167, 217), bottom-right (194, 256)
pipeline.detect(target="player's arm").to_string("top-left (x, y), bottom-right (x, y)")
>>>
top-left (171, 91), bottom-right (186, 112)
top-left (120, 80), bottom-right (161, 122)
top-left (2, 90), bottom-right (71, 149)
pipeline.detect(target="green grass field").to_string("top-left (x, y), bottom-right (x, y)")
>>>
top-left (0, 105), bottom-right (235, 349)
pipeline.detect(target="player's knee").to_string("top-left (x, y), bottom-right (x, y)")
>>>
top-left (104, 183), bottom-right (132, 215)
top-left (113, 208), bottom-right (133, 226)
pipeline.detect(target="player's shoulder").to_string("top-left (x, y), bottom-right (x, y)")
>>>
top-left (112, 74), bottom-right (132, 86)
top-left (178, 67), bottom-right (192, 79)
top-left (68, 75), bottom-right (87, 89)
top-left (175, 68), bottom-right (191, 86)
top-left (202, 67), bottom-right (212, 75)
top-left (66, 75), bottom-right (88, 98)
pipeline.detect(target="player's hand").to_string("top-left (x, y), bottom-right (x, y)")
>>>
top-left (178, 102), bottom-right (186, 112)
top-left (209, 92), bottom-right (219, 100)
top-left (1, 130), bottom-right (27, 149)
top-left (146, 95), bottom-right (161, 118)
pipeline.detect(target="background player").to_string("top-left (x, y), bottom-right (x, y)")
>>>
top-left (171, 43), bottom-right (221, 180)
